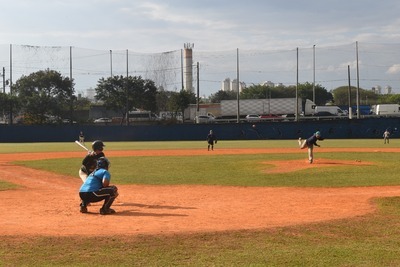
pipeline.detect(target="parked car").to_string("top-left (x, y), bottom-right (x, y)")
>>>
top-left (259, 114), bottom-right (280, 119)
top-left (259, 114), bottom-right (283, 121)
top-left (195, 115), bottom-right (215, 124)
top-left (94, 117), bottom-right (112, 123)
top-left (245, 114), bottom-right (260, 122)
top-left (312, 111), bottom-right (341, 120)
top-left (281, 114), bottom-right (296, 121)
top-left (62, 119), bottom-right (77, 124)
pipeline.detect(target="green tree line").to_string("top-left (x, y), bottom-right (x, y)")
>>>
top-left (0, 69), bottom-right (196, 125)
top-left (0, 69), bottom-right (397, 125)
top-left (210, 82), bottom-right (398, 107)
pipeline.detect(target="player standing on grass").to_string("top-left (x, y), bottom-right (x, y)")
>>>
top-left (383, 129), bottom-right (390, 144)
top-left (206, 130), bottom-right (217, 151)
top-left (298, 131), bottom-right (324, 164)
top-left (79, 131), bottom-right (85, 144)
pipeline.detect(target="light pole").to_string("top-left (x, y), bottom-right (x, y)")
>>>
top-left (313, 45), bottom-right (316, 104)
top-left (1, 67), bottom-right (8, 123)
top-left (2, 67), bottom-right (5, 93)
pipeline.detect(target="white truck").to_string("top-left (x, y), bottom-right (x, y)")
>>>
top-left (313, 105), bottom-right (347, 116)
top-left (371, 104), bottom-right (400, 115)
top-left (220, 98), bottom-right (315, 117)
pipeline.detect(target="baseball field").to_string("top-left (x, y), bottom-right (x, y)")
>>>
top-left (1, 139), bottom-right (400, 266)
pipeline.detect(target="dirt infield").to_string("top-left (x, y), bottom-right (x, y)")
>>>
top-left (1, 147), bottom-right (400, 237)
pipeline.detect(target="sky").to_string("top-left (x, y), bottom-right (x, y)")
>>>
top-left (2, 0), bottom-right (400, 52)
top-left (1, 0), bottom-right (400, 96)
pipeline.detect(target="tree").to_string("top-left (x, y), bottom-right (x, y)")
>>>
top-left (240, 84), bottom-right (271, 99)
top-left (296, 82), bottom-right (333, 105)
top-left (156, 90), bottom-right (170, 113)
top-left (73, 96), bottom-right (91, 110)
top-left (0, 92), bottom-right (8, 116)
top-left (0, 92), bottom-right (19, 124)
top-left (168, 90), bottom-right (196, 119)
top-left (209, 90), bottom-right (237, 103)
top-left (238, 82), bottom-right (332, 105)
top-left (12, 69), bottom-right (74, 124)
top-left (377, 93), bottom-right (400, 105)
top-left (72, 96), bottom-right (91, 123)
top-left (331, 86), bottom-right (377, 106)
top-left (240, 83), bottom-right (297, 99)
top-left (95, 75), bottom-right (158, 125)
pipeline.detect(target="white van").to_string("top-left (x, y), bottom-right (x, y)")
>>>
top-left (314, 106), bottom-right (347, 116)
top-left (128, 111), bottom-right (159, 122)
top-left (371, 104), bottom-right (400, 115)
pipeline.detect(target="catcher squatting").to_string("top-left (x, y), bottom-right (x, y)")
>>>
top-left (78, 140), bottom-right (118, 215)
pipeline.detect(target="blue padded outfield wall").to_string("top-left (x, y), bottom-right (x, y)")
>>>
top-left (0, 117), bottom-right (399, 143)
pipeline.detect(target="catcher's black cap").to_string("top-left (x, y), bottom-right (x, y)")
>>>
top-left (97, 157), bottom-right (110, 169)
top-left (92, 140), bottom-right (105, 151)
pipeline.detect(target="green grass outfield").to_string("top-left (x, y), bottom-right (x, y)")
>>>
top-left (1, 139), bottom-right (400, 266)
top-left (5, 139), bottom-right (400, 187)
top-left (0, 139), bottom-right (396, 153)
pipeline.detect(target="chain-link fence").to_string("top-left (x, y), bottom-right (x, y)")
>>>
top-left (0, 42), bottom-right (399, 97)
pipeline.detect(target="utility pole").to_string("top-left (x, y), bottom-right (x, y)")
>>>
top-left (313, 45), bottom-right (316, 103)
top-left (236, 48), bottom-right (240, 123)
top-left (196, 62), bottom-right (199, 113)
top-left (110, 50), bottom-right (113, 77)
top-left (2, 67), bottom-right (4, 93)
top-left (1, 67), bottom-right (4, 123)
top-left (9, 44), bottom-right (12, 125)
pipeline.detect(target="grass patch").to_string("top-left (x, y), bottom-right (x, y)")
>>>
top-left (0, 139), bottom-right (398, 154)
top-left (15, 151), bottom-right (400, 187)
top-left (0, 181), bottom-right (19, 191)
top-left (1, 197), bottom-right (400, 266)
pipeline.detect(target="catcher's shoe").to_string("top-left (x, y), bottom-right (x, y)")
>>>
top-left (80, 205), bottom-right (88, 213)
top-left (100, 208), bottom-right (116, 215)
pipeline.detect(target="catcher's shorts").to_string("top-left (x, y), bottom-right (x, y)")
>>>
top-left (80, 186), bottom-right (118, 206)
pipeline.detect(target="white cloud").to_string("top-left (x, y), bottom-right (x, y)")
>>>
top-left (387, 64), bottom-right (400, 74)
top-left (1, 0), bottom-right (400, 52)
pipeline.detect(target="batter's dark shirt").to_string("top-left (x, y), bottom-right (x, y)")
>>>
top-left (81, 152), bottom-right (105, 175)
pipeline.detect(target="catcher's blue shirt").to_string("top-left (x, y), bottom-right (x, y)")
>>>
top-left (79, 168), bottom-right (111, 192)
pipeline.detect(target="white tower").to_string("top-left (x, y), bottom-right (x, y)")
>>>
top-left (183, 43), bottom-right (194, 92)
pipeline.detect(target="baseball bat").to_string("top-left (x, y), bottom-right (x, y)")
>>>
top-left (75, 140), bottom-right (89, 151)
top-left (75, 140), bottom-right (90, 183)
